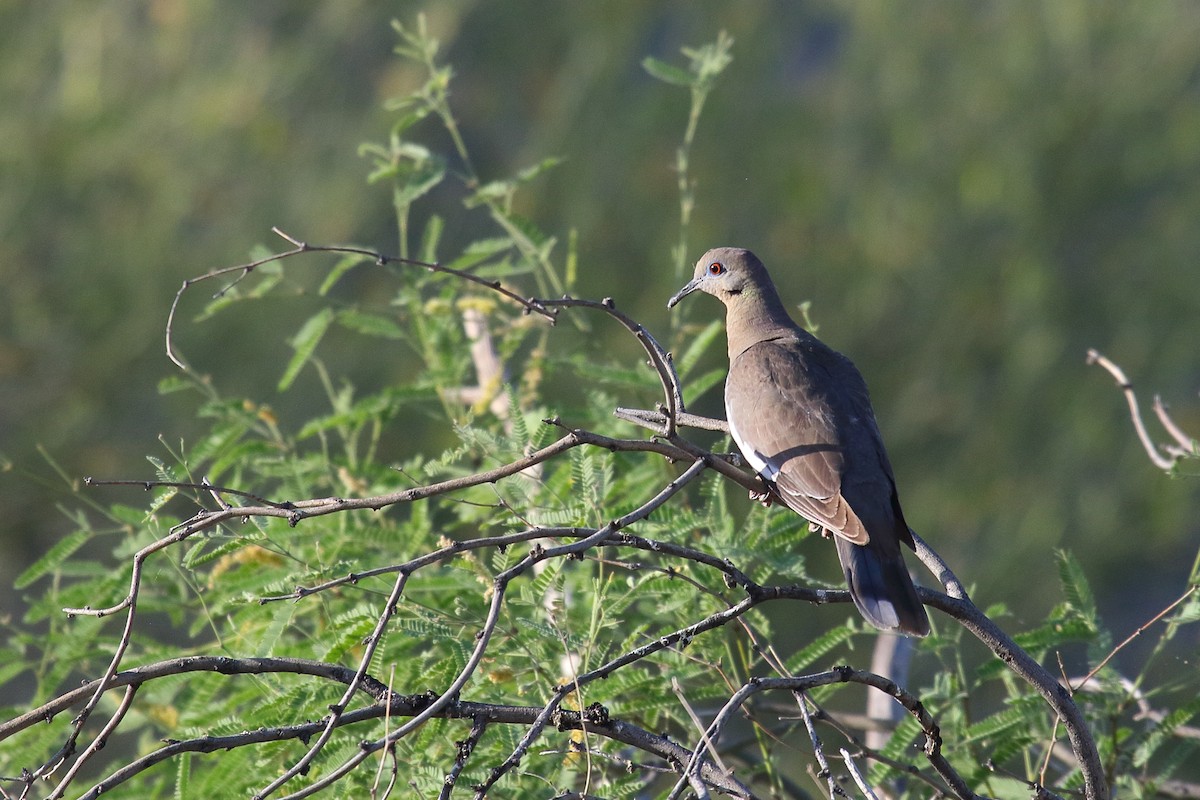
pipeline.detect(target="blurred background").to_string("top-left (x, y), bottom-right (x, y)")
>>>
top-left (2, 1), bottom-right (1198, 656)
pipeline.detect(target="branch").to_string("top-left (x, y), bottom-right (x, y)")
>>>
top-left (22, 243), bottom-right (1117, 800)
top-left (54, 672), bottom-right (753, 800)
top-left (0, 656), bottom-right (388, 741)
top-left (672, 668), bottom-right (982, 800)
top-left (270, 458), bottom-right (715, 800)
top-left (1087, 348), bottom-right (1197, 470)
top-left (920, 588), bottom-right (1102, 800)
top-left (166, 229), bottom-right (557, 371)
top-left (537, 296), bottom-right (685, 437)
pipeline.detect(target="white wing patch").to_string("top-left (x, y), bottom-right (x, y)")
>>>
top-left (727, 414), bottom-right (779, 480)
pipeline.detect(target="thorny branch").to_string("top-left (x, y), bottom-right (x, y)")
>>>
top-left (1, 238), bottom-right (1114, 800)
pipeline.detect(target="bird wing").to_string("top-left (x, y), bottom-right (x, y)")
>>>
top-left (725, 336), bottom-right (875, 545)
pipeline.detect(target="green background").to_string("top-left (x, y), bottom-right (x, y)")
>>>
top-left (3, 1), bottom-right (1198, 651)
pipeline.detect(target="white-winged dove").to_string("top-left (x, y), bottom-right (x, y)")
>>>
top-left (668, 247), bottom-right (930, 636)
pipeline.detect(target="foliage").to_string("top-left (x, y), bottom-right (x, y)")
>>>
top-left (3, 12), bottom-right (1200, 800)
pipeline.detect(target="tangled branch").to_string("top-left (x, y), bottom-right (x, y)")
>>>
top-left (1, 238), bottom-right (1113, 800)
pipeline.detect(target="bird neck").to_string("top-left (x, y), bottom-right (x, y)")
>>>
top-left (723, 287), bottom-right (800, 358)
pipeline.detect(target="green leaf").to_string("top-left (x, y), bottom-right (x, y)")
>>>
top-left (515, 156), bottom-right (564, 184)
top-left (278, 308), bottom-right (334, 391)
top-left (783, 625), bottom-right (855, 673)
top-left (1170, 592), bottom-right (1200, 625)
top-left (420, 214), bottom-right (444, 263)
top-left (642, 57), bottom-right (693, 87)
top-left (392, 154), bottom-right (446, 207)
top-left (158, 375), bottom-right (196, 395)
top-left (188, 419), bottom-right (250, 466)
top-left (319, 253), bottom-right (374, 296)
top-left (321, 613), bottom-right (378, 662)
top-left (681, 366), bottom-right (726, 404)
top-left (676, 319), bottom-right (724, 380)
top-left (174, 752), bottom-right (191, 800)
top-left (1056, 549), bottom-right (1096, 620)
top-left (446, 237), bottom-right (514, 271)
top-left (257, 601), bottom-right (296, 656)
top-left (146, 486), bottom-right (179, 516)
top-left (336, 309), bottom-right (407, 340)
top-left (1134, 693), bottom-right (1200, 767)
top-left (183, 536), bottom-right (252, 570)
top-left (15, 529), bottom-right (90, 589)
top-left (961, 706), bottom-right (1028, 745)
top-left (870, 714), bottom-right (925, 784)
top-left (296, 386), bottom-right (434, 439)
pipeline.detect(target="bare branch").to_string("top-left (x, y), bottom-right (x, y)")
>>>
top-left (1087, 348), bottom-right (1196, 470)
top-left (797, 693), bottom-right (843, 799)
top-left (840, 748), bottom-right (879, 800)
top-left (1154, 394), bottom-right (1200, 457)
top-left (166, 229), bottom-right (557, 371)
top-left (614, 405), bottom-right (729, 434)
top-left (438, 715), bottom-right (488, 800)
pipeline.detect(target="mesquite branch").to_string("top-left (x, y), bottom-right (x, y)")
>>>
top-left (1, 238), bottom-right (1113, 800)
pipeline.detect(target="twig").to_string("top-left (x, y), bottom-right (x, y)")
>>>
top-left (1071, 584), bottom-right (1198, 692)
top-left (370, 666), bottom-right (398, 800)
top-left (279, 459), bottom-right (715, 800)
top-left (614, 406), bottom-right (730, 434)
top-left (799, 698), bottom-right (955, 797)
top-left (1154, 395), bottom-right (1199, 458)
top-left (70, 695), bottom-right (750, 800)
top-left (798, 692), bottom-right (843, 799)
top-left (537, 296), bottom-right (685, 437)
top-left (46, 684), bottom-right (138, 799)
top-left (83, 477), bottom-right (293, 510)
top-left (918, 585), bottom-right (1103, 800)
top-left (438, 715), bottom-right (488, 800)
top-left (671, 677), bottom-right (732, 776)
top-left (166, 229), bottom-right (556, 371)
top-left (253, 568), bottom-right (413, 798)
top-left (673, 669), bottom-right (981, 800)
top-left (840, 748), bottom-right (879, 800)
top-left (1086, 349), bottom-right (1191, 470)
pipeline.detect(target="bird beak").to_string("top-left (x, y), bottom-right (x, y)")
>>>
top-left (667, 277), bottom-right (702, 309)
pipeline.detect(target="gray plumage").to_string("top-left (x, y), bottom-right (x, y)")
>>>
top-left (668, 247), bottom-right (930, 636)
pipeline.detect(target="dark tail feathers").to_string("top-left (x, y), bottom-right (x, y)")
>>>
top-left (834, 536), bottom-right (930, 637)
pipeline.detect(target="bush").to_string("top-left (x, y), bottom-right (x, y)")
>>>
top-left (3, 19), bottom-right (1197, 800)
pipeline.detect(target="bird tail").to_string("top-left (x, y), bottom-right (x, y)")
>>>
top-left (834, 536), bottom-right (930, 637)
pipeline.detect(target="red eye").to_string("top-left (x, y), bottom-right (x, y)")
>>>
top-left (707, 262), bottom-right (724, 275)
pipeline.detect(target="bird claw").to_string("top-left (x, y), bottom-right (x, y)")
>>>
top-left (749, 490), bottom-right (773, 507)
top-left (748, 479), bottom-right (774, 507)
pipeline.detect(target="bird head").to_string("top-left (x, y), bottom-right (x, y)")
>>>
top-left (666, 247), bottom-right (771, 309)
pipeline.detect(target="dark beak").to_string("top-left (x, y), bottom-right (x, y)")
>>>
top-left (667, 277), bottom-right (702, 309)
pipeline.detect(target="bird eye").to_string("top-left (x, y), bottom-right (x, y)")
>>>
top-left (707, 262), bottom-right (724, 275)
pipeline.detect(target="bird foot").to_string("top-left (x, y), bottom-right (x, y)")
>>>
top-left (748, 478), bottom-right (774, 507)
top-left (748, 489), bottom-right (773, 507)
